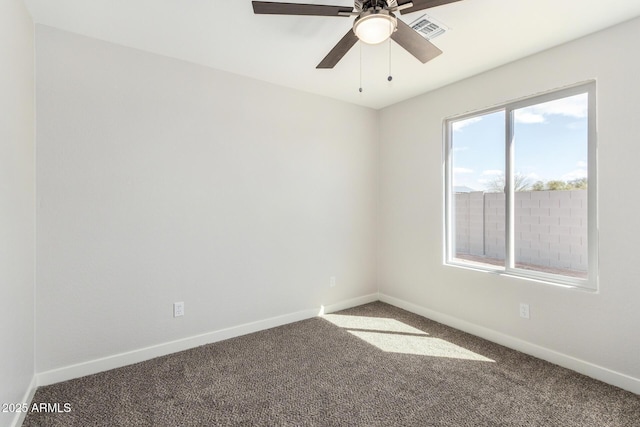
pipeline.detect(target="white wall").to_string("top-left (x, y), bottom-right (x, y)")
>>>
top-left (379, 17), bottom-right (640, 387)
top-left (0, 0), bottom-right (35, 425)
top-left (35, 26), bottom-right (378, 373)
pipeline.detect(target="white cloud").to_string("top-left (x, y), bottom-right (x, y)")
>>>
top-left (561, 169), bottom-right (588, 181)
top-left (454, 167), bottom-right (474, 174)
top-left (525, 172), bottom-right (541, 180)
top-left (452, 116), bottom-right (482, 132)
top-left (514, 93), bottom-right (588, 124)
top-left (514, 111), bottom-right (545, 124)
top-left (481, 169), bottom-right (503, 176)
top-left (561, 160), bottom-right (588, 180)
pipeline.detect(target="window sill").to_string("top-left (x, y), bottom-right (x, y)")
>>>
top-left (444, 261), bottom-right (598, 292)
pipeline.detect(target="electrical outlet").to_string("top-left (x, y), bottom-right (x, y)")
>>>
top-left (174, 301), bottom-right (184, 317)
top-left (329, 276), bottom-right (336, 287)
top-left (519, 303), bottom-right (530, 319)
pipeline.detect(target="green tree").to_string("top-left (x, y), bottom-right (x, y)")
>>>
top-left (568, 177), bottom-right (588, 189)
top-left (532, 181), bottom-right (545, 191)
top-left (521, 178), bottom-right (587, 191)
top-left (546, 180), bottom-right (569, 191)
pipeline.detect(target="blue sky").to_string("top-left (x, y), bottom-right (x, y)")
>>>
top-left (451, 93), bottom-right (588, 191)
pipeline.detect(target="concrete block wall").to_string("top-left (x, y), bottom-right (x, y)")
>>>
top-left (455, 192), bottom-right (471, 253)
top-left (454, 190), bottom-right (587, 273)
top-left (484, 192), bottom-right (506, 259)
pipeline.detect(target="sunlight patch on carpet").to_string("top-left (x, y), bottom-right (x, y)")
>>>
top-left (348, 330), bottom-right (495, 361)
top-left (322, 313), bottom-right (493, 361)
top-left (323, 314), bottom-right (428, 335)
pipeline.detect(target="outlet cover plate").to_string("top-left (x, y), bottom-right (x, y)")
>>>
top-left (519, 303), bottom-right (530, 319)
top-left (174, 301), bottom-right (184, 317)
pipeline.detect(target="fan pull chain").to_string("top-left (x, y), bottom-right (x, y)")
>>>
top-left (358, 41), bottom-right (363, 93)
top-left (387, 31), bottom-right (393, 82)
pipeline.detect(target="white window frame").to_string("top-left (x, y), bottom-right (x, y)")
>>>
top-left (444, 82), bottom-right (598, 290)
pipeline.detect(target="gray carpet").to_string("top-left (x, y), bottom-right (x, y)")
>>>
top-left (23, 302), bottom-right (640, 426)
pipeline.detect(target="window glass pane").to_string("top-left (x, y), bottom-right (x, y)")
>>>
top-left (512, 93), bottom-right (589, 279)
top-left (450, 111), bottom-right (505, 270)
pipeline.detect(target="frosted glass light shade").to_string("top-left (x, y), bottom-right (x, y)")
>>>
top-left (353, 13), bottom-right (397, 45)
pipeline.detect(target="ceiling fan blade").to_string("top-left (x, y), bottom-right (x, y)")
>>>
top-left (252, 1), bottom-right (353, 16)
top-left (397, 0), bottom-right (462, 14)
top-left (391, 19), bottom-right (442, 63)
top-left (316, 29), bottom-right (359, 69)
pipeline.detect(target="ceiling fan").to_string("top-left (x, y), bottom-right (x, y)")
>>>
top-left (252, 0), bottom-right (462, 69)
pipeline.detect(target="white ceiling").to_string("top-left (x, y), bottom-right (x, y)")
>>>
top-left (24, 0), bottom-right (640, 109)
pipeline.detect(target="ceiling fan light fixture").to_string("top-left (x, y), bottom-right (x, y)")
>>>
top-left (353, 10), bottom-right (397, 45)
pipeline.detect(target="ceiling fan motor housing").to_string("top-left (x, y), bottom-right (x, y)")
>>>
top-left (353, 9), bottom-right (398, 44)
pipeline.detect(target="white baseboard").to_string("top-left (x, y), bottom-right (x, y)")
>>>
top-left (11, 375), bottom-right (37, 427)
top-left (32, 293), bottom-right (640, 395)
top-left (379, 293), bottom-right (640, 395)
top-left (37, 308), bottom-right (317, 386)
top-left (321, 293), bottom-right (379, 314)
top-left (36, 294), bottom-right (379, 387)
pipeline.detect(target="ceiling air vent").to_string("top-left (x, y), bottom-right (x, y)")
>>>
top-left (408, 14), bottom-right (449, 40)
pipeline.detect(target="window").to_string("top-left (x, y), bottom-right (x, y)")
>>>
top-left (445, 82), bottom-right (597, 289)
